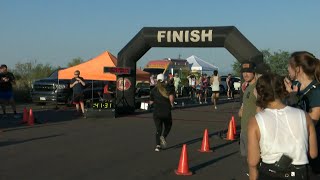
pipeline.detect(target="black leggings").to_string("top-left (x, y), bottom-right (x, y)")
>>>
top-left (153, 115), bottom-right (172, 145)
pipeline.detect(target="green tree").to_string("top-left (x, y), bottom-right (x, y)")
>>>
top-left (13, 60), bottom-right (56, 88)
top-left (232, 49), bottom-right (290, 76)
top-left (266, 50), bottom-right (290, 76)
top-left (232, 61), bottom-right (242, 76)
top-left (68, 57), bottom-right (84, 67)
top-left (11, 60), bottom-right (57, 102)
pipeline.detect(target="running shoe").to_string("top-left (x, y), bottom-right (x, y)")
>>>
top-left (155, 145), bottom-right (161, 152)
top-left (160, 136), bottom-right (167, 148)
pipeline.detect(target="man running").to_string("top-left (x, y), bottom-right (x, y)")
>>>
top-left (70, 70), bottom-right (86, 118)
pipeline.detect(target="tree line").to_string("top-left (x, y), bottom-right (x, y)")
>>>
top-left (232, 49), bottom-right (291, 77)
top-left (8, 57), bottom-right (84, 102)
top-left (7, 50), bottom-right (292, 102)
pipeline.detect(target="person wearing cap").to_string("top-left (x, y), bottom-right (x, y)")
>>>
top-left (238, 62), bottom-right (257, 175)
top-left (149, 74), bottom-right (174, 152)
top-left (238, 61), bottom-right (270, 176)
top-left (0, 64), bottom-right (19, 118)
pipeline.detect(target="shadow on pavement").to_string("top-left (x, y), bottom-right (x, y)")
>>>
top-left (0, 109), bottom-right (78, 130)
top-left (190, 151), bottom-right (238, 174)
top-left (165, 127), bottom-right (240, 150)
top-left (0, 134), bottom-right (64, 147)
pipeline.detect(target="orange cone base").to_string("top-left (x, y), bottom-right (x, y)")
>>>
top-left (197, 149), bottom-right (213, 153)
top-left (224, 137), bottom-right (235, 141)
top-left (174, 170), bottom-right (192, 176)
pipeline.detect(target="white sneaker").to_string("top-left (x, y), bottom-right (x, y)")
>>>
top-left (155, 145), bottom-right (161, 152)
top-left (215, 106), bottom-right (217, 109)
top-left (160, 136), bottom-right (167, 148)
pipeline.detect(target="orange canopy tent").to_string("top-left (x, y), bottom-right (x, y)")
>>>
top-left (58, 51), bottom-right (150, 82)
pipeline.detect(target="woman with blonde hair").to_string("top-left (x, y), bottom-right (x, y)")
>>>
top-left (150, 74), bottom-right (174, 152)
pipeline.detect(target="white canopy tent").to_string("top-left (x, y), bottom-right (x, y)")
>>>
top-left (186, 55), bottom-right (219, 74)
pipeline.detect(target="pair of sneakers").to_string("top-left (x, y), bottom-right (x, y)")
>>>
top-left (155, 136), bottom-right (167, 152)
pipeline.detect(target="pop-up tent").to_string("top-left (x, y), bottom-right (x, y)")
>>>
top-left (58, 51), bottom-right (149, 81)
top-left (186, 55), bottom-right (219, 73)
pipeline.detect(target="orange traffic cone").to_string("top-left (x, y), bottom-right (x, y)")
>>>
top-left (175, 144), bottom-right (192, 176)
top-left (225, 120), bottom-right (235, 141)
top-left (22, 107), bottom-right (28, 123)
top-left (28, 109), bottom-right (34, 126)
top-left (231, 116), bottom-right (236, 135)
top-left (198, 129), bottom-right (213, 153)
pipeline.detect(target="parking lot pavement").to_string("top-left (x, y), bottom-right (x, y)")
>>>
top-left (0, 100), bottom-right (247, 180)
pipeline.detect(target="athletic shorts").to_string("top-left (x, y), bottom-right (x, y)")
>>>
top-left (0, 91), bottom-right (14, 101)
top-left (73, 93), bottom-right (84, 104)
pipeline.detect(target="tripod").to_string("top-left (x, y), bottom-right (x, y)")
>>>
top-left (116, 75), bottom-right (129, 108)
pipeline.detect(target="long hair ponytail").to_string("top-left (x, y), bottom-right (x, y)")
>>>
top-left (289, 51), bottom-right (319, 82)
top-left (156, 80), bottom-right (169, 98)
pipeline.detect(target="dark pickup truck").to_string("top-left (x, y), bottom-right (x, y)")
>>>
top-left (31, 70), bottom-right (114, 105)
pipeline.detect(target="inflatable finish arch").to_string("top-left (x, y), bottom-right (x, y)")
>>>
top-left (116, 26), bottom-right (263, 114)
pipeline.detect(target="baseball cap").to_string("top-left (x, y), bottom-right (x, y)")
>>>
top-left (157, 74), bottom-right (165, 82)
top-left (241, 62), bottom-right (256, 73)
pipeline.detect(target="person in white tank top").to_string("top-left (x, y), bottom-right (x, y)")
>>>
top-left (247, 73), bottom-right (318, 180)
top-left (210, 70), bottom-right (220, 109)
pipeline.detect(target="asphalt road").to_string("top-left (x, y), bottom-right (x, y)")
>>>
top-left (0, 98), bottom-right (248, 180)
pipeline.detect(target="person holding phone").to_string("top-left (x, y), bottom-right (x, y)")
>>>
top-left (70, 70), bottom-right (86, 118)
top-left (284, 51), bottom-right (320, 177)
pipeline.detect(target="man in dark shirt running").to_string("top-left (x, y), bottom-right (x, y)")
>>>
top-left (0, 64), bottom-right (19, 118)
top-left (70, 70), bottom-right (86, 118)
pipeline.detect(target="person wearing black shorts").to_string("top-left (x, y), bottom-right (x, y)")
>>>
top-left (70, 70), bottom-right (86, 118)
top-left (150, 74), bottom-right (174, 152)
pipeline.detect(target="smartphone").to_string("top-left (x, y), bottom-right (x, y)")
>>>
top-left (274, 155), bottom-right (293, 170)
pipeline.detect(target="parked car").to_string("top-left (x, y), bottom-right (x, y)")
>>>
top-left (219, 76), bottom-right (241, 93)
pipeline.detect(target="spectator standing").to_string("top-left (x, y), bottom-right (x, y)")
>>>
top-left (173, 73), bottom-right (181, 98)
top-left (150, 74), bottom-right (156, 91)
top-left (226, 74), bottom-right (233, 99)
top-left (187, 73), bottom-right (196, 99)
top-left (248, 73), bottom-right (318, 179)
top-left (70, 70), bottom-right (86, 118)
top-left (202, 74), bottom-right (209, 103)
top-left (0, 64), bottom-right (19, 118)
top-left (238, 62), bottom-right (258, 177)
top-left (284, 51), bottom-right (320, 176)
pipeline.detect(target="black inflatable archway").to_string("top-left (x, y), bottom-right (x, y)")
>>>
top-left (116, 26), bottom-right (263, 114)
